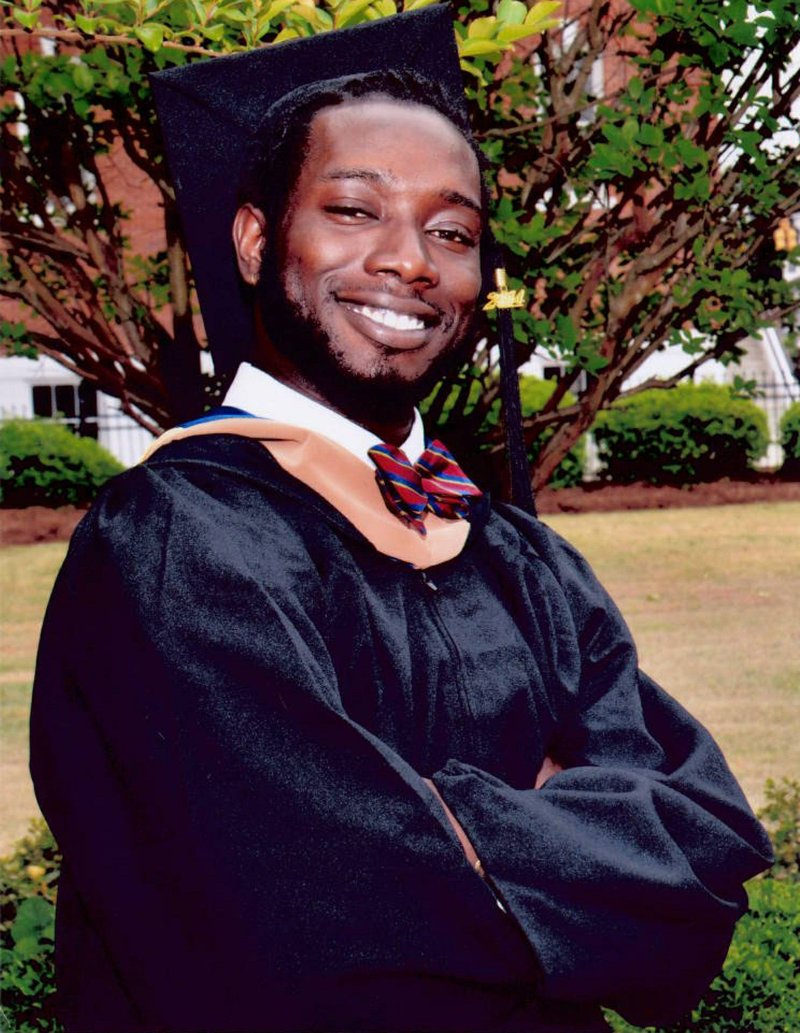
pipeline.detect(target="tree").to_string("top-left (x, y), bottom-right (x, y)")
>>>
top-left (1, 0), bottom-right (799, 490)
top-left (464, 0), bottom-right (800, 487)
top-left (0, 0), bottom-right (557, 433)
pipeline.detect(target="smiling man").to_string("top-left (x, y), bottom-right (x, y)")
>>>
top-left (232, 90), bottom-right (485, 443)
top-left (30, 10), bottom-right (772, 1033)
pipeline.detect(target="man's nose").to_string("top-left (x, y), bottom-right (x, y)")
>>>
top-left (364, 220), bottom-right (439, 286)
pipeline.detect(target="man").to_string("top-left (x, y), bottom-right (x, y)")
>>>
top-left (31, 9), bottom-right (772, 1033)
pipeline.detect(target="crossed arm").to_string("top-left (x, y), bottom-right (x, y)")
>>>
top-left (424, 754), bottom-right (563, 878)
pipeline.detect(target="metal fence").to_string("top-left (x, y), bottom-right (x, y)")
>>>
top-left (0, 405), bottom-right (155, 468)
top-left (4, 376), bottom-right (799, 471)
top-left (82, 411), bottom-right (155, 468)
top-left (752, 378), bottom-right (800, 469)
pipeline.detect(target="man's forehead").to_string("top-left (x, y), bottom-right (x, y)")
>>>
top-left (308, 97), bottom-right (473, 150)
top-left (300, 100), bottom-right (482, 203)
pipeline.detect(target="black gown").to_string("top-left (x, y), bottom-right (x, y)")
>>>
top-left (30, 431), bottom-right (772, 1033)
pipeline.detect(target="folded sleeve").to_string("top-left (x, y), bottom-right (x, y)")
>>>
top-left (30, 466), bottom-right (535, 1033)
top-left (431, 519), bottom-right (773, 1028)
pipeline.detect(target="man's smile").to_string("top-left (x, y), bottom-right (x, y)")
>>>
top-left (334, 290), bottom-right (445, 349)
top-left (342, 303), bottom-right (427, 333)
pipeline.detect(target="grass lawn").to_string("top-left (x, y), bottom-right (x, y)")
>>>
top-left (0, 542), bottom-right (66, 855)
top-left (1, 501), bottom-right (798, 853)
top-left (544, 501), bottom-right (800, 811)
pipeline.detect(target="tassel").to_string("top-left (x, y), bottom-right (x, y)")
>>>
top-left (486, 264), bottom-right (536, 515)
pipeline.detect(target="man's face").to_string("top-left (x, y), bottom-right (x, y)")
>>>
top-left (251, 98), bottom-right (483, 419)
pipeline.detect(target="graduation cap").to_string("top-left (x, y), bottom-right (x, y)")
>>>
top-left (151, 6), bottom-right (535, 512)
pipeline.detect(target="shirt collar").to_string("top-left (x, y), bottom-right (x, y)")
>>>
top-left (223, 362), bottom-right (427, 467)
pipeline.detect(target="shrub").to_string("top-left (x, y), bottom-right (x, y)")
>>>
top-left (0, 820), bottom-right (62, 1033)
top-left (422, 375), bottom-right (585, 488)
top-left (593, 383), bottom-right (768, 485)
top-left (605, 878), bottom-right (800, 1033)
top-left (780, 401), bottom-right (800, 475)
top-left (757, 778), bottom-right (800, 883)
top-left (0, 419), bottom-right (123, 507)
top-left (519, 377), bottom-right (586, 489)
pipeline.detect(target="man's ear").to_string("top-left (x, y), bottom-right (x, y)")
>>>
top-left (233, 204), bottom-right (267, 285)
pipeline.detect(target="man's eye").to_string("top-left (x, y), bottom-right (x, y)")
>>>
top-left (324, 205), bottom-right (373, 221)
top-left (428, 226), bottom-right (478, 248)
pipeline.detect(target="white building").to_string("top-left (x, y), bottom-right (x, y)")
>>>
top-left (0, 355), bottom-right (154, 467)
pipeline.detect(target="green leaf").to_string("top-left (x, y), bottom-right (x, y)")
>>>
top-left (202, 22), bottom-right (226, 41)
top-left (589, 142), bottom-right (635, 178)
top-left (524, 1), bottom-right (561, 32)
top-left (555, 313), bottom-right (577, 349)
top-left (71, 63), bottom-right (94, 92)
top-left (458, 57), bottom-right (490, 84)
top-left (134, 23), bottom-right (166, 52)
top-left (736, 130), bottom-right (762, 159)
top-left (496, 0), bottom-right (527, 26)
top-left (12, 8), bottom-right (39, 29)
top-left (288, 2), bottom-right (334, 30)
top-left (467, 17), bottom-right (497, 39)
top-left (675, 135), bottom-right (707, 168)
top-left (497, 24), bottom-right (542, 44)
top-left (74, 14), bottom-right (98, 33)
top-left (264, 0), bottom-right (300, 20)
top-left (11, 897), bottom-right (55, 948)
top-left (273, 25), bottom-right (300, 42)
top-left (637, 123), bottom-right (664, 147)
top-left (218, 7), bottom-right (250, 23)
top-left (335, 0), bottom-right (376, 29)
top-left (458, 38), bottom-right (505, 58)
top-left (622, 118), bottom-right (639, 143)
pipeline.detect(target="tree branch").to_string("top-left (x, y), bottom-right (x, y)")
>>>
top-left (0, 26), bottom-right (215, 56)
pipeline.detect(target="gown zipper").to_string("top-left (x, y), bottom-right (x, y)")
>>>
top-left (415, 568), bottom-right (478, 739)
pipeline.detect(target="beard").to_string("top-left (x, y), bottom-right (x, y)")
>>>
top-left (254, 259), bottom-right (479, 428)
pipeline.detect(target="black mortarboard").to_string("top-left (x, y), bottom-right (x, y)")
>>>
top-left (151, 7), bottom-right (535, 512)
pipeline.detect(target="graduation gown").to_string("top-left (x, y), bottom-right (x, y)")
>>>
top-left (30, 429), bottom-right (772, 1033)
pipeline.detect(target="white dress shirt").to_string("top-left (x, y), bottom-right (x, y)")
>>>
top-left (223, 362), bottom-right (427, 466)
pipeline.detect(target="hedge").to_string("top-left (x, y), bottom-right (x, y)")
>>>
top-left (0, 419), bottom-right (123, 507)
top-left (780, 401), bottom-right (800, 474)
top-left (519, 377), bottom-right (586, 489)
top-left (0, 821), bottom-right (60, 1033)
top-left (422, 375), bottom-right (586, 489)
top-left (593, 383), bottom-right (768, 485)
top-left (758, 777), bottom-right (800, 883)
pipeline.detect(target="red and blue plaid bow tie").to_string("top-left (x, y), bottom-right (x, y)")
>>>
top-left (368, 439), bottom-right (482, 536)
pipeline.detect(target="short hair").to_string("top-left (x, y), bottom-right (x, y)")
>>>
top-left (237, 68), bottom-right (491, 254)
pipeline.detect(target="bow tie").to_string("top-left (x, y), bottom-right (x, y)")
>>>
top-left (368, 439), bottom-right (482, 536)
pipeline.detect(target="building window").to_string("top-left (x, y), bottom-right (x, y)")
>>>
top-left (31, 382), bottom-right (99, 439)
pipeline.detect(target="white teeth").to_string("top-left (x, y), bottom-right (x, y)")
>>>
top-left (348, 304), bottom-right (426, 332)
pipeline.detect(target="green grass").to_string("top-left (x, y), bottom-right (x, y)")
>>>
top-left (0, 543), bottom-right (68, 855)
top-left (1, 502), bottom-right (799, 852)
top-left (544, 502), bottom-right (800, 810)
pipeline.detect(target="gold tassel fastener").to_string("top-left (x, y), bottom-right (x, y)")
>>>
top-left (483, 268), bottom-right (527, 311)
